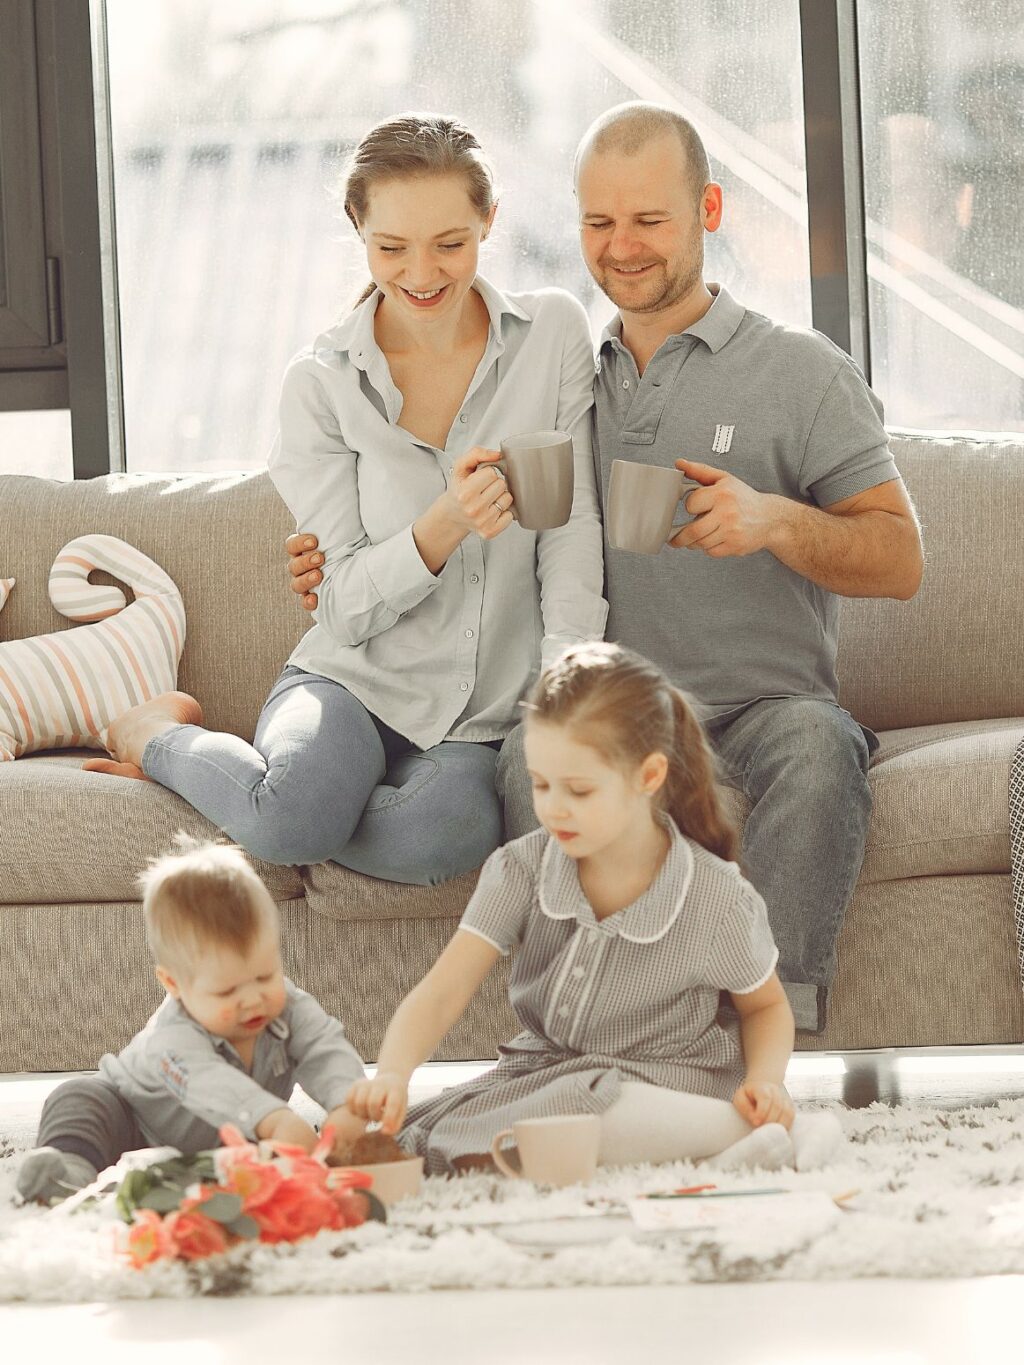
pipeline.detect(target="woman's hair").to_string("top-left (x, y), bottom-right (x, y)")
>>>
top-left (525, 642), bottom-right (740, 863)
top-left (343, 112), bottom-right (497, 308)
top-left (139, 834), bottom-right (279, 977)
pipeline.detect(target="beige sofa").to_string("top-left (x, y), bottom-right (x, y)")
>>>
top-left (2, 430), bottom-right (1023, 1072)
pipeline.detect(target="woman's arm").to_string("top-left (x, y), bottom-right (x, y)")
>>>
top-left (347, 929), bottom-right (501, 1134)
top-left (534, 297), bottom-right (608, 666)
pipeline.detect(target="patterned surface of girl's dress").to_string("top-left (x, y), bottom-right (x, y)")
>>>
top-left (400, 822), bottom-right (779, 1174)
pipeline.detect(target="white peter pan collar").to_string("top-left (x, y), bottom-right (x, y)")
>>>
top-left (538, 819), bottom-right (695, 943)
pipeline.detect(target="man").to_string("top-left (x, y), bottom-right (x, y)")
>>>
top-left (286, 102), bottom-right (923, 1033)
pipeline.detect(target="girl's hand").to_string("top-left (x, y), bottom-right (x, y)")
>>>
top-left (346, 1071), bottom-right (410, 1136)
top-left (732, 1080), bottom-right (795, 1130)
top-left (440, 447), bottom-right (515, 540)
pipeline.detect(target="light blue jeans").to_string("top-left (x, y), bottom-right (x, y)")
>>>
top-left (496, 697), bottom-right (875, 1033)
top-left (142, 666), bottom-right (504, 886)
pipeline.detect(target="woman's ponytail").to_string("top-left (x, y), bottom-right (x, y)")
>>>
top-left (663, 689), bottom-right (740, 864)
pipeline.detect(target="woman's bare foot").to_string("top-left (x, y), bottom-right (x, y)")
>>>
top-left (83, 691), bottom-right (203, 780)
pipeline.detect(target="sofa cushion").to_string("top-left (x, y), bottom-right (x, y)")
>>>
top-left (300, 857), bottom-right (480, 923)
top-left (0, 753), bottom-right (303, 904)
top-left (717, 716), bottom-right (1024, 885)
top-left (837, 431), bottom-right (1024, 730)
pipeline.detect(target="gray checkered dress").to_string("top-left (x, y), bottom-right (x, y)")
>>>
top-left (400, 822), bottom-right (779, 1174)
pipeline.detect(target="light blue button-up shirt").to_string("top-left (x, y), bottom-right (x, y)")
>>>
top-left (268, 278), bottom-right (607, 749)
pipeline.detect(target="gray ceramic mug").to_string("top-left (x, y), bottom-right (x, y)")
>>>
top-left (496, 430), bottom-right (575, 531)
top-left (606, 459), bottom-right (699, 555)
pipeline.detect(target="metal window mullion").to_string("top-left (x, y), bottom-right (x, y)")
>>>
top-left (799, 0), bottom-right (871, 378)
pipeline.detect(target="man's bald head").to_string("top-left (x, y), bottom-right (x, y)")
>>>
top-left (574, 102), bottom-right (711, 204)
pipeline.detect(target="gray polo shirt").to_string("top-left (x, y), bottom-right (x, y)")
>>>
top-left (593, 285), bottom-right (900, 719)
top-left (99, 978), bottom-right (365, 1151)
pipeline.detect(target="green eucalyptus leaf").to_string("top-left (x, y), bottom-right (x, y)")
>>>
top-left (197, 1191), bottom-right (243, 1224)
top-left (225, 1214), bottom-right (260, 1240)
top-left (138, 1186), bottom-right (182, 1213)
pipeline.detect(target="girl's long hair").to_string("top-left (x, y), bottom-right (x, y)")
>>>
top-left (342, 112), bottom-right (497, 308)
top-left (526, 643), bottom-right (740, 864)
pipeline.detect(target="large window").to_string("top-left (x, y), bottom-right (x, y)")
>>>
top-left (104, 0), bottom-right (810, 473)
top-left (858, 0), bottom-right (1024, 431)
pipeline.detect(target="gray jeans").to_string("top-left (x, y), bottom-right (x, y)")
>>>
top-left (497, 697), bottom-right (875, 1034)
top-left (142, 665), bottom-right (506, 886)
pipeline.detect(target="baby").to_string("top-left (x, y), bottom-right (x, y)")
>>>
top-left (17, 837), bottom-right (367, 1203)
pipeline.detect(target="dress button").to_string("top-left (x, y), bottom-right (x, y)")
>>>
top-left (459, 682), bottom-right (469, 692)
top-left (558, 1005), bottom-right (570, 1017)
top-left (572, 966), bottom-right (585, 980)
top-left (465, 628), bottom-right (474, 638)
top-left (469, 573), bottom-right (480, 584)
top-left (588, 930), bottom-right (599, 944)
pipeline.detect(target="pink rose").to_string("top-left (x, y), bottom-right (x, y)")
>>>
top-left (124, 1209), bottom-right (175, 1269)
top-left (222, 1161), bottom-right (284, 1213)
top-left (251, 1179), bottom-right (338, 1245)
top-left (165, 1208), bottom-right (230, 1261)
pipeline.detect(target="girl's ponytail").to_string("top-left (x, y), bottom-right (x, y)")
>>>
top-left (662, 689), bottom-right (739, 865)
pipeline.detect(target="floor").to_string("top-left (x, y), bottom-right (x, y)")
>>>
top-left (3, 1046), bottom-right (1023, 1364)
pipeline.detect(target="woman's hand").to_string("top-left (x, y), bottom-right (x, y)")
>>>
top-left (439, 447), bottom-right (515, 541)
top-left (346, 1071), bottom-right (410, 1136)
top-left (285, 532), bottom-right (322, 612)
top-left (732, 1079), bottom-right (795, 1130)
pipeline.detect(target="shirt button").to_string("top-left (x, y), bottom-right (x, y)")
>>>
top-left (469, 573), bottom-right (480, 584)
top-left (572, 966), bottom-right (585, 979)
top-left (459, 682), bottom-right (469, 692)
top-left (465, 628), bottom-right (474, 638)
top-left (459, 414), bottom-right (468, 423)
top-left (622, 379), bottom-right (631, 389)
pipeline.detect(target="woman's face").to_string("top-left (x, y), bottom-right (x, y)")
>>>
top-left (359, 173), bottom-right (494, 321)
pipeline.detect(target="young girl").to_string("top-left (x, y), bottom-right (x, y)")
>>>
top-left (347, 642), bottom-right (842, 1175)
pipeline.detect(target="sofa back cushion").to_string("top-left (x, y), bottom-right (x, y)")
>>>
top-left (2, 428), bottom-right (1021, 741)
top-left (836, 431), bottom-right (1024, 731)
top-left (0, 472), bottom-right (305, 741)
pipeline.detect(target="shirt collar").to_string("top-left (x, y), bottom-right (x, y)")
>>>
top-left (538, 819), bottom-right (695, 943)
top-left (598, 282), bottom-right (744, 360)
top-left (313, 274), bottom-right (531, 373)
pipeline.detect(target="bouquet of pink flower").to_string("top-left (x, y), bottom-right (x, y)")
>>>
top-left (116, 1123), bottom-right (385, 1270)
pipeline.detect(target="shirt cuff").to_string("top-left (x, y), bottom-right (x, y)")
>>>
top-left (810, 452), bottom-right (900, 506)
top-left (234, 1090), bottom-right (293, 1141)
top-left (362, 523), bottom-right (441, 616)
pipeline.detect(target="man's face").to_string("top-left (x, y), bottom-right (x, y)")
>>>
top-left (577, 133), bottom-right (714, 315)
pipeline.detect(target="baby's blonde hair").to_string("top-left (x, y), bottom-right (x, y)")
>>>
top-left (140, 834), bottom-right (278, 978)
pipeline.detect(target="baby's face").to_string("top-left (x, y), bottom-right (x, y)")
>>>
top-left (169, 923), bottom-right (287, 1050)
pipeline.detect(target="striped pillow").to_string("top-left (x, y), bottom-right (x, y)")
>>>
top-left (0, 535), bottom-right (186, 761)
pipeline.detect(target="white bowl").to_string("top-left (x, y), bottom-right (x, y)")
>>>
top-left (353, 1155), bottom-right (424, 1206)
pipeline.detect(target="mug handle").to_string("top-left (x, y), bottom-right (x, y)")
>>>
top-left (491, 1128), bottom-right (521, 1178)
top-left (491, 461), bottom-right (518, 523)
top-left (669, 477), bottom-right (700, 537)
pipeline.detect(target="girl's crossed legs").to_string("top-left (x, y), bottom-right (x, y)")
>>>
top-left (138, 666), bottom-right (503, 885)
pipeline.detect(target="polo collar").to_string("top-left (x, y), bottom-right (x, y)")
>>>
top-left (598, 282), bottom-right (744, 360)
top-left (313, 275), bottom-right (531, 373)
top-left (538, 819), bottom-right (695, 943)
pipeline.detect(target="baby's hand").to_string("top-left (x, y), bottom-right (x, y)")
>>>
top-left (732, 1080), bottom-right (794, 1130)
top-left (346, 1071), bottom-right (409, 1136)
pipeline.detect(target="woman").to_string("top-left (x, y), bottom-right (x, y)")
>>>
top-left (85, 113), bottom-right (607, 886)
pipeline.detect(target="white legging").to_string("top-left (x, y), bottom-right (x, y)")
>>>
top-left (598, 1082), bottom-right (752, 1166)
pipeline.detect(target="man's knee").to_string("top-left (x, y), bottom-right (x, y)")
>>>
top-left (748, 701), bottom-right (871, 795)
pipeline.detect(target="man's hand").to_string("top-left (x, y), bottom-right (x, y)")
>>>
top-left (346, 1070), bottom-right (409, 1136)
top-left (732, 1080), bottom-right (795, 1130)
top-left (669, 458), bottom-right (780, 557)
top-left (286, 532), bottom-right (322, 612)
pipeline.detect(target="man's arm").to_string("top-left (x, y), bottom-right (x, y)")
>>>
top-left (671, 459), bottom-right (923, 600)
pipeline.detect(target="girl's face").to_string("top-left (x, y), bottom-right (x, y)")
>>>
top-left (359, 173), bottom-right (494, 322)
top-left (524, 719), bottom-right (668, 862)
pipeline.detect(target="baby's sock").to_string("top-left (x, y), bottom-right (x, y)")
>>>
top-left (704, 1121), bottom-right (793, 1172)
top-left (789, 1112), bottom-right (844, 1171)
top-left (16, 1147), bottom-right (98, 1205)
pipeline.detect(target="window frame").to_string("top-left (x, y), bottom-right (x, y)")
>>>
top-left (10, 0), bottom-right (872, 478)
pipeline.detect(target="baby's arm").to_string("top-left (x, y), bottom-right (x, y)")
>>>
top-left (150, 1025), bottom-right (316, 1149)
top-left (348, 929), bottom-right (501, 1135)
top-left (283, 985), bottom-right (371, 1156)
top-left (729, 973), bottom-right (796, 1128)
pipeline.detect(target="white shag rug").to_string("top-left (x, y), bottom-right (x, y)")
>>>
top-left (3, 1100), bottom-right (1024, 1300)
